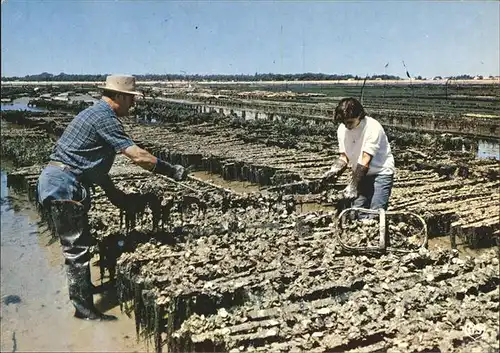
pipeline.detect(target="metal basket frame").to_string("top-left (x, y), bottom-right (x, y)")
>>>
top-left (337, 207), bottom-right (428, 254)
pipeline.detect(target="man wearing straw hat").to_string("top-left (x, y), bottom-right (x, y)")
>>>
top-left (36, 74), bottom-right (189, 321)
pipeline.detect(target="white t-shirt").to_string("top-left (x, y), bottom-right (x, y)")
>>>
top-left (337, 116), bottom-right (395, 175)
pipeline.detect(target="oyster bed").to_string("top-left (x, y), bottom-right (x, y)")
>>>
top-left (3, 108), bottom-right (498, 248)
top-left (1, 96), bottom-right (499, 353)
top-left (171, 249), bottom-right (498, 353)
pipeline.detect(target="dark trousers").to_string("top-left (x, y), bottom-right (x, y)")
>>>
top-left (352, 173), bottom-right (394, 210)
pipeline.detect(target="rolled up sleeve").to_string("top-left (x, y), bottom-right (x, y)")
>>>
top-left (362, 126), bottom-right (382, 157)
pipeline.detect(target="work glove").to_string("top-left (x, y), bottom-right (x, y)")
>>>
top-left (322, 158), bottom-right (348, 184)
top-left (153, 159), bottom-right (191, 181)
top-left (342, 163), bottom-right (369, 199)
top-left (342, 183), bottom-right (358, 199)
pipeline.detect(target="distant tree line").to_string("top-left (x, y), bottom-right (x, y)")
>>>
top-left (1, 72), bottom-right (108, 82)
top-left (2, 72), bottom-right (402, 82)
top-left (1, 72), bottom-right (490, 82)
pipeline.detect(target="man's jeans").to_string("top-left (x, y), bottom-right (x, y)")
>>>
top-left (352, 173), bottom-right (394, 211)
top-left (37, 165), bottom-right (90, 210)
top-left (37, 165), bottom-right (92, 266)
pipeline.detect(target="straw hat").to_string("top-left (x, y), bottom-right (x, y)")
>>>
top-left (98, 75), bottom-right (143, 96)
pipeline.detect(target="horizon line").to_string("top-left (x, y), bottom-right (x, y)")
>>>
top-left (2, 72), bottom-right (499, 79)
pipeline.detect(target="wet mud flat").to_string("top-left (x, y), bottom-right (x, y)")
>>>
top-left (1, 93), bottom-right (499, 353)
top-left (0, 169), bottom-right (147, 352)
top-left (4, 156), bottom-right (499, 353)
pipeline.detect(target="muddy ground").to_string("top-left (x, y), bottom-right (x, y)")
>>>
top-left (1, 85), bottom-right (499, 353)
top-left (0, 170), bottom-right (148, 352)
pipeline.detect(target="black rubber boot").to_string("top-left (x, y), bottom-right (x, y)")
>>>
top-left (67, 264), bottom-right (117, 321)
top-left (50, 200), bottom-right (117, 321)
top-left (90, 283), bottom-right (111, 294)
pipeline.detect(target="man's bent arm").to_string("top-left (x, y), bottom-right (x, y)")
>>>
top-left (121, 144), bottom-right (157, 171)
top-left (121, 144), bottom-right (188, 181)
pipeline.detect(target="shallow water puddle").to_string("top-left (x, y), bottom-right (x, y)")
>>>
top-left (190, 170), bottom-right (264, 194)
top-left (0, 170), bottom-right (147, 352)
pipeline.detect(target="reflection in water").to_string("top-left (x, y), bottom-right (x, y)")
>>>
top-left (0, 170), bottom-right (145, 352)
top-left (191, 170), bottom-right (263, 194)
top-left (477, 140), bottom-right (499, 160)
top-left (1, 97), bottom-right (45, 112)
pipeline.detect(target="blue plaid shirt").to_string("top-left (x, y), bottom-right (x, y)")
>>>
top-left (50, 99), bottom-right (134, 186)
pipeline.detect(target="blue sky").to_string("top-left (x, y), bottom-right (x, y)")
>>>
top-left (1, 1), bottom-right (499, 78)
